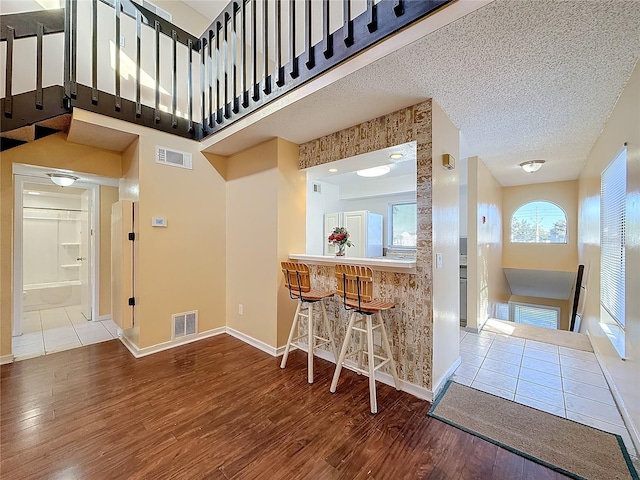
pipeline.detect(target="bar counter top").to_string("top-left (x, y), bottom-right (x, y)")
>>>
top-left (289, 254), bottom-right (417, 274)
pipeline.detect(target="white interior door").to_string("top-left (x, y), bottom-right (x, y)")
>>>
top-left (80, 190), bottom-right (92, 320)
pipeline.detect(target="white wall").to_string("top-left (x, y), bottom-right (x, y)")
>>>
top-left (305, 178), bottom-right (416, 255)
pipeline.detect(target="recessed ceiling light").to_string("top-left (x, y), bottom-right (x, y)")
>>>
top-left (356, 165), bottom-right (391, 178)
top-left (26, 191), bottom-right (41, 195)
top-left (389, 153), bottom-right (404, 160)
top-left (519, 160), bottom-right (545, 173)
top-left (328, 168), bottom-right (338, 173)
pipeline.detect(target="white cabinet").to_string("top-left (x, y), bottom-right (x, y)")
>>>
top-left (324, 210), bottom-right (383, 258)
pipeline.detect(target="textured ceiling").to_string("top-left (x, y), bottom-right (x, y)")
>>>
top-left (202, 0), bottom-right (640, 187)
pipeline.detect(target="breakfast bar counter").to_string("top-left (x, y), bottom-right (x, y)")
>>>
top-left (289, 254), bottom-right (416, 274)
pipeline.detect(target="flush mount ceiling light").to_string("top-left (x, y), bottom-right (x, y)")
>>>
top-left (48, 173), bottom-right (79, 187)
top-left (328, 168), bottom-right (338, 173)
top-left (389, 153), bottom-right (404, 160)
top-left (520, 160), bottom-right (545, 173)
top-left (356, 165), bottom-right (391, 178)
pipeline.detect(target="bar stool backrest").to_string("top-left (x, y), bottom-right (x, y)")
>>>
top-left (335, 264), bottom-right (374, 304)
top-left (281, 261), bottom-right (311, 294)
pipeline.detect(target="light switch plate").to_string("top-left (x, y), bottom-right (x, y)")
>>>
top-left (152, 217), bottom-right (167, 227)
top-left (436, 253), bottom-right (443, 269)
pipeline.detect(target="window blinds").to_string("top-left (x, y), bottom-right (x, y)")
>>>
top-left (512, 304), bottom-right (559, 330)
top-left (600, 147), bottom-right (627, 328)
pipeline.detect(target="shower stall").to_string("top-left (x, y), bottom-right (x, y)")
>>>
top-left (22, 183), bottom-right (86, 312)
top-left (13, 175), bottom-right (97, 337)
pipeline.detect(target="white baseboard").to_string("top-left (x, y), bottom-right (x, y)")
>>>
top-left (120, 327), bottom-right (226, 358)
top-left (0, 354), bottom-right (14, 365)
top-left (309, 345), bottom-right (434, 402)
top-left (587, 330), bottom-right (640, 456)
top-left (96, 314), bottom-right (112, 322)
top-left (226, 327), bottom-right (285, 357)
top-left (431, 356), bottom-right (461, 399)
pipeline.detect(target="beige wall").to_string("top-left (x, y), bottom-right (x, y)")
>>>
top-left (70, 109), bottom-right (227, 349)
top-left (1, 133), bottom-right (122, 357)
top-left (431, 101), bottom-right (461, 390)
top-left (467, 156), bottom-right (510, 331)
top-left (135, 132), bottom-right (226, 348)
top-left (225, 139), bottom-right (279, 346)
top-left (503, 180), bottom-right (579, 272)
top-left (578, 61), bottom-right (640, 449)
top-left (99, 185), bottom-right (119, 317)
top-left (275, 139), bottom-right (307, 347)
top-left (225, 138), bottom-right (305, 348)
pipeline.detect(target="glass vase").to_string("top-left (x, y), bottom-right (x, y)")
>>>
top-left (336, 243), bottom-right (346, 256)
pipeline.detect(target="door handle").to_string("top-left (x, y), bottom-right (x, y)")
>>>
top-left (76, 257), bottom-right (86, 261)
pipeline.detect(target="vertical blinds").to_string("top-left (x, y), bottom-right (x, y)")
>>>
top-left (600, 147), bottom-right (627, 328)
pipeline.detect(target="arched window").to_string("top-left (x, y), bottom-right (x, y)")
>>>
top-left (511, 201), bottom-right (567, 243)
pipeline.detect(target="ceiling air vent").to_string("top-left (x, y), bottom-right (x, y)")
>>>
top-left (156, 146), bottom-right (192, 170)
top-left (172, 310), bottom-right (198, 339)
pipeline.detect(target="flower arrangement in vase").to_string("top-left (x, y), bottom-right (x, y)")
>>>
top-left (328, 227), bottom-right (353, 256)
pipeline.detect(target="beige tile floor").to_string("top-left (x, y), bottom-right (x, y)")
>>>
top-left (454, 328), bottom-right (637, 458)
top-left (13, 306), bottom-right (120, 361)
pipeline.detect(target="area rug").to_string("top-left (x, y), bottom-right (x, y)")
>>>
top-left (428, 381), bottom-right (638, 480)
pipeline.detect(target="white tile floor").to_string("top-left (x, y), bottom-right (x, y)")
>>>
top-left (13, 306), bottom-right (120, 361)
top-left (454, 328), bottom-right (637, 457)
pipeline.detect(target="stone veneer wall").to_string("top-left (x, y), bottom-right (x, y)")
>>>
top-left (298, 100), bottom-right (435, 390)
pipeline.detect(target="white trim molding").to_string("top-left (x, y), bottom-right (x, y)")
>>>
top-left (587, 330), bottom-right (640, 456)
top-left (0, 354), bottom-right (15, 365)
top-left (307, 345), bottom-right (435, 402)
top-left (431, 356), bottom-right (462, 399)
top-left (226, 327), bottom-right (286, 357)
top-left (119, 327), bottom-right (226, 358)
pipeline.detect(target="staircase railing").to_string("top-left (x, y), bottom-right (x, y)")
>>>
top-left (2, 0), bottom-right (452, 142)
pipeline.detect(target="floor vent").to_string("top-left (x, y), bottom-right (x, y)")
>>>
top-left (172, 310), bottom-right (198, 339)
top-left (156, 146), bottom-right (192, 170)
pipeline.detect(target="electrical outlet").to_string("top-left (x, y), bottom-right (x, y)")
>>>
top-left (436, 253), bottom-right (443, 269)
top-left (238, 304), bottom-right (243, 315)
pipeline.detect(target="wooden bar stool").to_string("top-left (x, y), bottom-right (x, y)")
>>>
top-left (280, 262), bottom-right (338, 384)
top-left (330, 264), bottom-right (401, 414)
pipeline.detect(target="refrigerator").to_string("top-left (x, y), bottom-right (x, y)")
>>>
top-left (324, 210), bottom-right (383, 258)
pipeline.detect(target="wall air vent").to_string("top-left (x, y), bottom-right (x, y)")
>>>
top-left (142, 0), bottom-right (172, 21)
top-left (172, 310), bottom-right (198, 339)
top-left (156, 146), bottom-right (192, 170)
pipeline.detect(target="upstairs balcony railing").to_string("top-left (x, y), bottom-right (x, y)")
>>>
top-left (1, 0), bottom-right (451, 142)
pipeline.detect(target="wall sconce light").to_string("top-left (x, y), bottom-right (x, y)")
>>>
top-left (48, 173), bottom-right (79, 187)
top-left (520, 160), bottom-right (545, 173)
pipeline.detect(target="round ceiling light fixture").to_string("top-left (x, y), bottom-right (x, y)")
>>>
top-left (48, 173), bottom-right (79, 187)
top-left (356, 165), bottom-right (391, 178)
top-left (389, 153), bottom-right (404, 160)
top-left (520, 160), bottom-right (545, 173)
top-left (328, 168), bottom-right (338, 173)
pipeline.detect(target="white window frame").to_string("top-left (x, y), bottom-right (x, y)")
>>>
top-left (599, 146), bottom-right (626, 358)
top-left (387, 201), bottom-right (417, 249)
top-left (509, 301), bottom-right (560, 330)
top-left (510, 201), bottom-right (568, 244)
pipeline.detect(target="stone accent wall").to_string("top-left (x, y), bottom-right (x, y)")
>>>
top-left (298, 100), bottom-right (435, 390)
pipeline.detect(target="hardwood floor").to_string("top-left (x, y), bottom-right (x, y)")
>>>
top-left (1, 335), bottom-right (572, 479)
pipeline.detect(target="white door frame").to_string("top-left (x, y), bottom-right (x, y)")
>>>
top-left (13, 175), bottom-right (101, 336)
